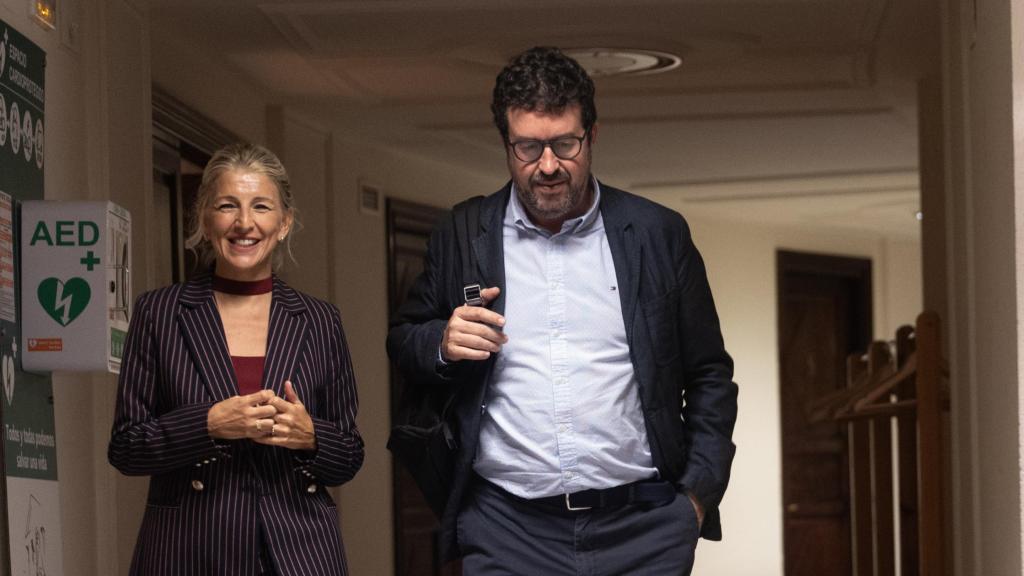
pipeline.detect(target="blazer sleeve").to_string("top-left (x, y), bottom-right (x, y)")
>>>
top-left (674, 222), bottom-right (739, 512)
top-left (298, 305), bottom-right (364, 487)
top-left (107, 291), bottom-right (224, 476)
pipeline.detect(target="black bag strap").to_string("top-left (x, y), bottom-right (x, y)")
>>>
top-left (436, 195), bottom-right (485, 449)
top-left (453, 195), bottom-right (485, 290)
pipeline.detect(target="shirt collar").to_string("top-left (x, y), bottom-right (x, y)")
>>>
top-left (509, 178), bottom-right (602, 237)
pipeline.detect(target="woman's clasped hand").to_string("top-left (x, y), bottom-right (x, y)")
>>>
top-left (207, 381), bottom-right (315, 451)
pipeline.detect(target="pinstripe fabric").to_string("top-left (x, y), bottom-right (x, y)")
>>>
top-left (109, 273), bottom-right (364, 576)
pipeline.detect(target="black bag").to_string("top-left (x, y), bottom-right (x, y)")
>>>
top-left (387, 196), bottom-right (483, 518)
top-left (386, 386), bottom-right (458, 517)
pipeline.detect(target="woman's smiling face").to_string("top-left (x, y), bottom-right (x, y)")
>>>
top-left (203, 168), bottom-right (293, 281)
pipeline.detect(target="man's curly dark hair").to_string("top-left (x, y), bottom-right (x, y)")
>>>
top-left (491, 47), bottom-right (597, 143)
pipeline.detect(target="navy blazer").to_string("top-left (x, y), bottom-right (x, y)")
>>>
top-left (109, 274), bottom-right (363, 576)
top-left (388, 183), bottom-right (738, 561)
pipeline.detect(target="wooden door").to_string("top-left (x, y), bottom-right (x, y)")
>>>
top-left (777, 251), bottom-right (871, 576)
top-left (387, 199), bottom-right (460, 576)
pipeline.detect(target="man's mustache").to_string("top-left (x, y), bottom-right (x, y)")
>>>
top-left (532, 172), bottom-right (568, 184)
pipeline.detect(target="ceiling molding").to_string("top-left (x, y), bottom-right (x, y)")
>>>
top-left (420, 105), bottom-right (895, 132)
top-left (257, 0), bottom-right (787, 15)
top-left (678, 185), bottom-right (918, 204)
top-left (632, 168), bottom-right (918, 202)
top-left (592, 106), bottom-right (895, 125)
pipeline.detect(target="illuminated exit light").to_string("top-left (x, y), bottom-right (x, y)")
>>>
top-left (31, 0), bottom-right (57, 30)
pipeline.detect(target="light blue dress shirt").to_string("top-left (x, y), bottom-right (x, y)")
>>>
top-left (473, 181), bottom-right (658, 499)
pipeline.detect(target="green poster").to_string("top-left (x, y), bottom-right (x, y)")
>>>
top-left (0, 18), bottom-right (62, 576)
top-left (1, 18), bottom-right (52, 480)
top-left (0, 24), bottom-right (45, 197)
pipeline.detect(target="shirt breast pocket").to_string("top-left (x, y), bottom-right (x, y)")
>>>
top-left (642, 288), bottom-right (681, 367)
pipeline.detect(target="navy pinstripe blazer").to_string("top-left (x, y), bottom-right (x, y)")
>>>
top-left (108, 273), bottom-right (364, 576)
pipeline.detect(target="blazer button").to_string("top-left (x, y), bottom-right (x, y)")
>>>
top-left (306, 483), bottom-right (317, 494)
top-left (191, 480), bottom-right (204, 492)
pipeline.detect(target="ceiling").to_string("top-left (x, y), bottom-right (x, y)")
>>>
top-left (150, 0), bottom-right (934, 238)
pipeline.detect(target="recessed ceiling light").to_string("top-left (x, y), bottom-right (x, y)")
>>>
top-left (564, 48), bottom-right (681, 77)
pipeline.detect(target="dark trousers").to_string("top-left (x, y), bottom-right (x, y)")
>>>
top-left (457, 478), bottom-right (700, 576)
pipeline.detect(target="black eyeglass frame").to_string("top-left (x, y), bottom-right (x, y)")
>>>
top-left (506, 129), bottom-right (591, 163)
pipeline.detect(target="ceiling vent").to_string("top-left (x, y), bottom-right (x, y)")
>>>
top-left (563, 48), bottom-right (682, 77)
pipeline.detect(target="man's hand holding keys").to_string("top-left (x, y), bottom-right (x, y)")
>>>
top-left (441, 286), bottom-right (507, 362)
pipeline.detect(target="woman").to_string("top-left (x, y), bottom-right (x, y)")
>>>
top-left (108, 143), bottom-right (363, 576)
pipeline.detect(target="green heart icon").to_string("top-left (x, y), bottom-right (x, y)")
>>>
top-left (37, 277), bottom-right (91, 327)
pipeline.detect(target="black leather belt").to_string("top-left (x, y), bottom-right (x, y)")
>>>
top-left (529, 480), bottom-right (677, 511)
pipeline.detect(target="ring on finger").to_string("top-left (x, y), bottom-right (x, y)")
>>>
top-left (271, 423), bottom-right (277, 437)
top-left (256, 420), bottom-right (263, 433)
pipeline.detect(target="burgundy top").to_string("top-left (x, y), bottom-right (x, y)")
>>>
top-left (215, 275), bottom-right (271, 395)
top-left (231, 356), bottom-right (266, 395)
top-left (212, 275), bottom-right (273, 295)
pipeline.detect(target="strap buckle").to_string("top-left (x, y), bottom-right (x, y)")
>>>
top-left (565, 493), bottom-right (592, 511)
top-left (463, 284), bottom-right (483, 306)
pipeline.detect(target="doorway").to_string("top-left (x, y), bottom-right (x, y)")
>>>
top-left (777, 250), bottom-right (872, 576)
top-left (386, 198), bottom-right (458, 576)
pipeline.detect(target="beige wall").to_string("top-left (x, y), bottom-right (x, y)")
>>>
top-left (2, 0), bottom-right (929, 574)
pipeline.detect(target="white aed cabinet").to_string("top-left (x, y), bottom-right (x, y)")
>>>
top-left (20, 201), bottom-right (131, 373)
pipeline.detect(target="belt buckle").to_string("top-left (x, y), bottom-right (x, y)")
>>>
top-left (565, 493), bottom-right (592, 511)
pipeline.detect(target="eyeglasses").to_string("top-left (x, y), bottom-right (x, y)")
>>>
top-left (507, 130), bottom-right (589, 163)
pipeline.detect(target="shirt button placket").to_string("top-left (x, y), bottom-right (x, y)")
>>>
top-left (549, 238), bottom-right (577, 489)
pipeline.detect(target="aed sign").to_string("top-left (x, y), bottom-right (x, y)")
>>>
top-left (21, 201), bottom-right (131, 373)
top-left (29, 221), bottom-right (100, 248)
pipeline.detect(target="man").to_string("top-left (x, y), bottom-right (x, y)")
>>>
top-left (387, 46), bottom-right (737, 575)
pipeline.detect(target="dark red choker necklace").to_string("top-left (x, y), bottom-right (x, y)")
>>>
top-left (212, 274), bottom-right (273, 295)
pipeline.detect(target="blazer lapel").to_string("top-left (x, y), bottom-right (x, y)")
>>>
top-left (472, 184), bottom-right (510, 315)
top-left (600, 184), bottom-right (641, 342)
top-left (261, 277), bottom-right (309, 397)
top-left (178, 274), bottom-right (237, 402)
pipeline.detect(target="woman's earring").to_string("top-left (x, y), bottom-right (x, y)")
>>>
top-left (278, 235), bottom-right (286, 241)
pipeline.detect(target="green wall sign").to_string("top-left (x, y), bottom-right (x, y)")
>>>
top-left (0, 18), bottom-right (62, 576)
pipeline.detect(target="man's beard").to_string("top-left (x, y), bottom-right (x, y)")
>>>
top-left (516, 170), bottom-right (590, 224)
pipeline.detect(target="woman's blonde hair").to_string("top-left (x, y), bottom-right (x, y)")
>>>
top-left (184, 142), bottom-right (301, 270)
